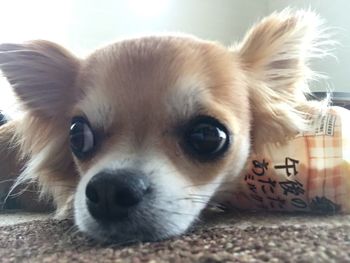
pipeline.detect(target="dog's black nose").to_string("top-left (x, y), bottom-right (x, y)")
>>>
top-left (85, 170), bottom-right (151, 221)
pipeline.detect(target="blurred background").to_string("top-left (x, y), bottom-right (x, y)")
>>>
top-left (0, 0), bottom-right (349, 99)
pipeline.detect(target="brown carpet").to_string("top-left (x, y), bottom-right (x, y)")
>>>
top-left (0, 212), bottom-right (350, 262)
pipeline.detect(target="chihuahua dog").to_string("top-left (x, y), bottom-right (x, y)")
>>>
top-left (0, 10), bottom-right (331, 242)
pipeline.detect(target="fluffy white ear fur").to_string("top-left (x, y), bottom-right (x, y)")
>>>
top-left (233, 9), bottom-right (332, 147)
top-left (0, 40), bottom-right (80, 117)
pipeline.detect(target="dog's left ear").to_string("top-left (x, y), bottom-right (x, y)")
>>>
top-left (233, 10), bottom-right (329, 146)
top-left (0, 40), bottom-right (80, 117)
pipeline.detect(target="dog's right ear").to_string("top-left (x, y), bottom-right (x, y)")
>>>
top-left (0, 40), bottom-right (80, 117)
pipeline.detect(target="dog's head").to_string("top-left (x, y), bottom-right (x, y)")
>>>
top-left (0, 10), bottom-right (327, 241)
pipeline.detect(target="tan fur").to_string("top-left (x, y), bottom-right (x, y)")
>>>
top-left (0, 122), bottom-right (21, 199)
top-left (0, 10), bottom-right (330, 237)
top-left (0, 41), bottom-right (80, 212)
top-left (73, 37), bottom-right (250, 186)
top-left (0, 122), bottom-right (51, 211)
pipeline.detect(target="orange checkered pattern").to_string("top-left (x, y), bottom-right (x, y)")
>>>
top-left (226, 106), bottom-right (350, 213)
top-left (306, 107), bottom-right (350, 213)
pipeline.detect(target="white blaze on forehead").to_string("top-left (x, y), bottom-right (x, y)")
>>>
top-left (77, 87), bottom-right (114, 128)
top-left (167, 75), bottom-right (211, 120)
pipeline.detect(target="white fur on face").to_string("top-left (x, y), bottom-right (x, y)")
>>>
top-left (74, 149), bottom-right (226, 242)
top-left (78, 87), bottom-right (115, 130)
top-left (166, 75), bottom-right (211, 120)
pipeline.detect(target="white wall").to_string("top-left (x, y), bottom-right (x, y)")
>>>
top-left (66, 0), bottom-right (267, 53)
top-left (0, 0), bottom-right (268, 110)
top-left (0, 0), bottom-right (267, 53)
top-left (267, 0), bottom-right (350, 92)
top-left (0, 0), bottom-right (349, 93)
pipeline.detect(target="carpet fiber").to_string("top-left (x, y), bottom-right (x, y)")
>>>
top-left (0, 212), bottom-right (350, 262)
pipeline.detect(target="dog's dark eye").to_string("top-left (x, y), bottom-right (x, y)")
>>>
top-left (183, 116), bottom-right (230, 161)
top-left (70, 117), bottom-right (95, 159)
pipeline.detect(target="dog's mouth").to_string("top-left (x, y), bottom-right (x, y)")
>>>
top-left (75, 196), bottom-right (200, 243)
top-left (73, 169), bottom-right (207, 242)
top-left (81, 211), bottom-right (165, 242)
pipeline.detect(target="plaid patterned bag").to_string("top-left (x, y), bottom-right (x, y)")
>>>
top-left (228, 106), bottom-right (350, 214)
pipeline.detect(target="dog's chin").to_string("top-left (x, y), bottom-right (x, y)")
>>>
top-left (77, 214), bottom-right (195, 243)
top-left (74, 203), bottom-right (199, 243)
top-left (73, 180), bottom-right (205, 242)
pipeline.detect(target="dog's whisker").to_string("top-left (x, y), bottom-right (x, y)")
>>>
top-left (188, 190), bottom-right (234, 198)
top-left (181, 196), bottom-right (226, 208)
top-left (0, 179), bottom-right (16, 184)
top-left (183, 180), bottom-right (236, 189)
top-left (163, 196), bottom-right (226, 211)
top-left (156, 208), bottom-right (198, 217)
top-left (1, 183), bottom-right (32, 209)
top-left (61, 222), bottom-right (80, 237)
